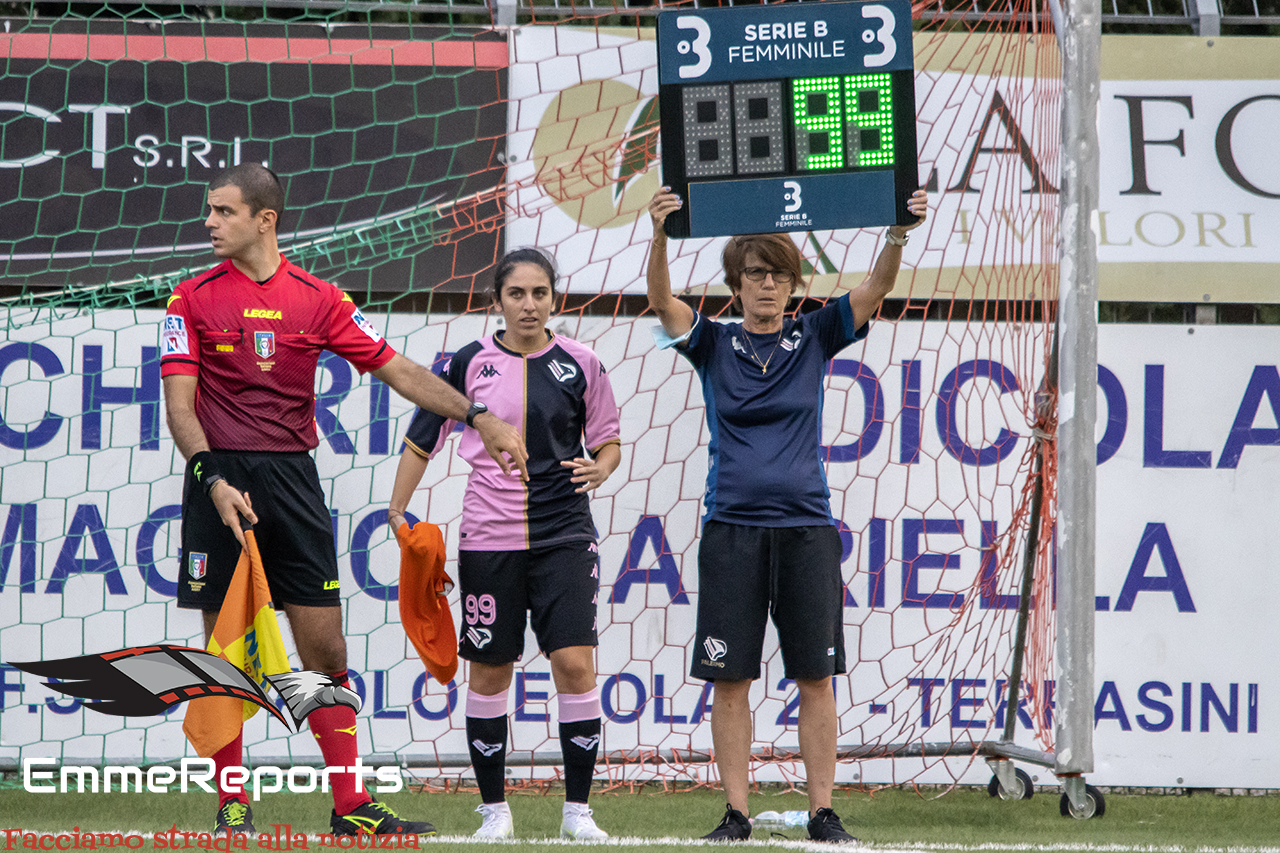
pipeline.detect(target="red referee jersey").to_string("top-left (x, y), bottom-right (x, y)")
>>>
top-left (160, 256), bottom-right (396, 452)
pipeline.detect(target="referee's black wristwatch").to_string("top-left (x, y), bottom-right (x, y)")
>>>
top-left (465, 401), bottom-right (489, 427)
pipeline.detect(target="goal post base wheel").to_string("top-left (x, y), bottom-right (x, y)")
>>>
top-left (986, 766), bottom-right (1034, 800)
top-left (1060, 778), bottom-right (1106, 819)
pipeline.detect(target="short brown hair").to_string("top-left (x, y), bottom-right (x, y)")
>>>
top-left (208, 163), bottom-right (285, 225)
top-left (721, 234), bottom-right (804, 300)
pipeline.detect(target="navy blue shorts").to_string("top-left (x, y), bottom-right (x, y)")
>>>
top-left (691, 520), bottom-right (846, 682)
top-left (457, 541), bottom-right (601, 664)
top-left (177, 451), bottom-right (340, 611)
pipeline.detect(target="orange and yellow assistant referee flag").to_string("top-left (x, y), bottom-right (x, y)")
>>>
top-left (183, 528), bottom-right (291, 758)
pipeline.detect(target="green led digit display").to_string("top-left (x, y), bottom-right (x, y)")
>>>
top-left (673, 74), bottom-right (899, 179)
top-left (844, 73), bottom-right (895, 167)
top-left (790, 73), bottom-right (897, 172)
top-left (791, 76), bottom-right (845, 172)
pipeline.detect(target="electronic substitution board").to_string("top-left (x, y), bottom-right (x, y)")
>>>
top-left (656, 0), bottom-right (918, 239)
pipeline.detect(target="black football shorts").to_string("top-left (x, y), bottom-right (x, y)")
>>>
top-left (456, 541), bottom-right (601, 665)
top-left (691, 520), bottom-right (846, 682)
top-left (177, 451), bottom-right (341, 611)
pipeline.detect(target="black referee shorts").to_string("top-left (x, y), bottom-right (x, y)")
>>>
top-left (177, 451), bottom-right (341, 612)
top-left (691, 520), bottom-right (846, 683)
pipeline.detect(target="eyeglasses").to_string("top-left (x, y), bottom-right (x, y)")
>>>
top-left (742, 267), bottom-right (795, 285)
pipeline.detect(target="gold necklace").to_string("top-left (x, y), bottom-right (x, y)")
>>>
top-left (742, 326), bottom-right (784, 374)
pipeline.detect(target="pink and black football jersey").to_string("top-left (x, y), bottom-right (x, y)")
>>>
top-left (402, 332), bottom-right (621, 551)
top-left (160, 256), bottom-right (395, 452)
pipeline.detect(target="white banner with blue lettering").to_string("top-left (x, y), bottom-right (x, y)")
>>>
top-left (0, 310), bottom-right (1275, 788)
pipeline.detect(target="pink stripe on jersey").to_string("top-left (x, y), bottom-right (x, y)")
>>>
top-left (455, 338), bottom-right (531, 550)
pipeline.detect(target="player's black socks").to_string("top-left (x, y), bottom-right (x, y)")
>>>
top-left (466, 715), bottom-right (509, 804)
top-left (559, 718), bottom-right (601, 804)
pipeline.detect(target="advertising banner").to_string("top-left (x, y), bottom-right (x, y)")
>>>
top-left (505, 28), bottom-right (1279, 302)
top-left (0, 21), bottom-right (507, 293)
top-left (1, 311), bottom-right (1277, 788)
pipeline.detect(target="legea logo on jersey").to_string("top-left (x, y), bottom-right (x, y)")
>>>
top-left (254, 331), bottom-right (275, 359)
top-left (549, 360), bottom-right (579, 383)
top-left (674, 16), bottom-right (713, 79)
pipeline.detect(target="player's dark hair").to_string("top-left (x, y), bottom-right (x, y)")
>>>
top-left (722, 234), bottom-right (804, 303)
top-left (208, 164), bottom-right (285, 226)
top-left (493, 247), bottom-right (558, 300)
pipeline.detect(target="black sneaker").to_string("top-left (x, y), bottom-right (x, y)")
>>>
top-left (703, 804), bottom-right (752, 841)
top-left (807, 807), bottom-right (857, 843)
top-left (330, 799), bottom-right (437, 837)
top-left (214, 800), bottom-right (255, 835)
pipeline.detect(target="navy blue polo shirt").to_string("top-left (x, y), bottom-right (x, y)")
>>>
top-left (658, 294), bottom-right (867, 527)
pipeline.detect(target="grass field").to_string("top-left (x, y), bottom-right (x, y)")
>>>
top-left (3, 783), bottom-right (1280, 853)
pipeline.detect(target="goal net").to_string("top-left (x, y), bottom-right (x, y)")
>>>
top-left (0, 0), bottom-right (1064, 792)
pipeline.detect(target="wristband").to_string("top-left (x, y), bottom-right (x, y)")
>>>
top-left (190, 451), bottom-right (220, 487)
top-left (885, 229), bottom-right (909, 247)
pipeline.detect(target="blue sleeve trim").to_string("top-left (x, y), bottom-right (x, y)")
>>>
top-left (837, 293), bottom-right (869, 342)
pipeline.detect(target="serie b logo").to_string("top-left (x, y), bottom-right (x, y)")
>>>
top-left (783, 181), bottom-right (803, 213)
top-left (674, 16), bottom-right (712, 79)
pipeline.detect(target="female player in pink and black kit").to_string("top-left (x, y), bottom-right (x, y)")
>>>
top-left (388, 248), bottom-right (621, 841)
